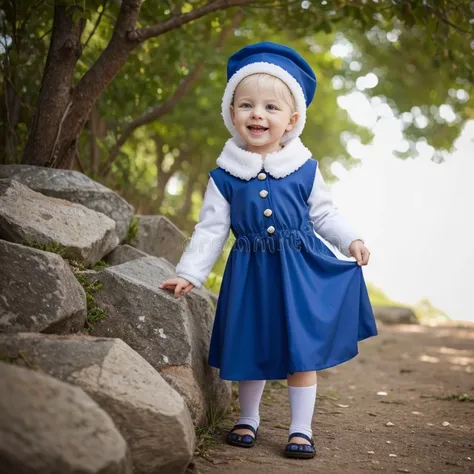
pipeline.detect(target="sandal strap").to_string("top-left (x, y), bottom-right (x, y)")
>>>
top-left (230, 424), bottom-right (258, 437)
top-left (288, 432), bottom-right (314, 446)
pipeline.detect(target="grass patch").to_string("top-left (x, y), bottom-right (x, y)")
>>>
top-left (269, 380), bottom-right (287, 389)
top-left (125, 216), bottom-right (140, 245)
top-left (195, 399), bottom-right (235, 461)
top-left (0, 350), bottom-right (36, 369)
top-left (440, 393), bottom-right (472, 402)
top-left (28, 241), bottom-right (67, 256)
top-left (74, 273), bottom-right (107, 332)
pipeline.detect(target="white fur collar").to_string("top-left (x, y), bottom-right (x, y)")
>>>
top-left (216, 136), bottom-right (312, 181)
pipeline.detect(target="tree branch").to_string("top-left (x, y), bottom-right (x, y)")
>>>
top-left (424, 3), bottom-right (471, 34)
top-left (131, 0), bottom-right (255, 42)
top-left (100, 12), bottom-right (243, 177)
top-left (83, 0), bottom-right (109, 49)
top-left (100, 62), bottom-right (204, 177)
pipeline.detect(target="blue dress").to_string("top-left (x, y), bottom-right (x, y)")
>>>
top-left (207, 158), bottom-right (378, 381)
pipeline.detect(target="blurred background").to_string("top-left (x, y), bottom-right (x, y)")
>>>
top-left (1, 0), bottom-right (473, 323)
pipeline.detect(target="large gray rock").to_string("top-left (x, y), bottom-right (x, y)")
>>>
top-left (0, 178), bottom-right (118, 266)
top-left (373, 305), bottom-right (419, 325)
top-left (0, 333), bottom-right (195, 474)
top-left (88, 256), bottom-right (232, 426)
top-left (104, 244), bottom-right (148, 266)
top-left (0, 240), bottom-right (86, 333)
top-left (0, 362), bottom-right (132, 474)
top-left (0, 165), bottom-right (134, 242)
top-left (132, 215), bottom-right (187, 265)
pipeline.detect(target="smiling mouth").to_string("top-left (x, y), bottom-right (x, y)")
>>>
top-left (247, 125), bottom-right (268, 132)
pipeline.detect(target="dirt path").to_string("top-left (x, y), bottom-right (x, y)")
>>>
top-left (193, 323), bottom-right (474, 473)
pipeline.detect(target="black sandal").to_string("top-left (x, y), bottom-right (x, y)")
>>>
top-left (284, 432), bottom-right (316, 459)
top-left (226, 423), bottom-right (258, 448)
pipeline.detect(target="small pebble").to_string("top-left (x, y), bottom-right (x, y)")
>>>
top-left (467, 457), bottom-right (472, 461)
top-left (427, 423), bottom-right (434, 426)
top-left (442, 421), bottom-right (450, 427)
top-left (386, 421), bottom-right (395, 426)
top-left (411, 411), bottom-right (421, 415)
top-left (386, 440), bottom-right (392, 444)
top-left (389, 453), bottom-right (397, 457)
top-left (368, 451), bottom-right (375, 454)
top-left (377, 391), bottom-right (388, 396)
top-left (397, 469), bottom-right (411, 473)
top-left (337, 404), bottom-right (349, 408)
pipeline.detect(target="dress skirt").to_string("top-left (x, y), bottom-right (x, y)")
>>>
top-left (207, 161), bottom-right (378, 381)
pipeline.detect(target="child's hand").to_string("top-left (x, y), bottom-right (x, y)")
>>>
top-left (159, 277), bottom-right (195, 298)
top-left (349, 240), bottom-right (370, 266)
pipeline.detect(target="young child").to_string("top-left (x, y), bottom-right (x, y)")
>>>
top-left (159, 42), bottom-right (378, 459)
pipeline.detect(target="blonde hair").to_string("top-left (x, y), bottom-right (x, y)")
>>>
top-left (232, 73), bottom-right (296, 113)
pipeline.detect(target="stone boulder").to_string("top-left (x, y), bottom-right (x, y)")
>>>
top-left (373, 305), bottom-right (419, 325)
top-left (0, 178), bottom-right (118, 266)
top-left (0, 333), bottom-right (195, 474)
top-left (87, 256), bottom-right (232, 426)
top-left (104, 244), bottom-right (148, 266)
top-left (0, 165), bottom-right (134, 242)
top-left (0, 362), bottom-right (132, 474)
top-left (131, 215), bottom-right (187, 266)
top-left (0, 240), bottom-right (86, 333)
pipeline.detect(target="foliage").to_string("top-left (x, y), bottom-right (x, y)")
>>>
top-left (74, 273), bottom-right (107, 331)
top-left (125, 216), bottom-right (140, 245)
top-left (2, 1), bottom-right (473, 294)
top-left (27, 241), bottom-right (67, 256)
top-left (440, 393), bottom-right (472, 402)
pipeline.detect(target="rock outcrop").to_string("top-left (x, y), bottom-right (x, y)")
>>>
top-left (0, 362), bottom-right (132, 474)
top-left (373, 305), bottom-right (419, 325)
top-left (0, 240), bottom-right (86, 334)
top-left (0, 165), bottom-right (134, 242)
top-left (0, 333), bottom-right (195, 474)
top-left (0, 178), bottom-right (118, 266)
top-left (87, 256), bottom-right (232, 426)
top-left (132, 215), bottom-right (187, 265)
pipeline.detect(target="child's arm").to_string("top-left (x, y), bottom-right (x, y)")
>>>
top-left (307, 166), bottom-right (364, 259)
top-left (161, 175), bottom-right (231, 294)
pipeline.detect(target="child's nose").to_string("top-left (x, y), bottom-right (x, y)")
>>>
top-left (251, 106), bottom-right (264, 119)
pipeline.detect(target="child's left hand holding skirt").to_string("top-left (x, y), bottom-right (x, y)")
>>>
top-left (349, 239), bottom-right (371, 266)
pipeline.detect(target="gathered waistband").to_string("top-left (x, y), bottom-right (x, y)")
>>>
top-left (232, 224), bottom-right (317, 253)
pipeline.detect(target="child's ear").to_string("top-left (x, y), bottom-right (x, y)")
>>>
top-left (230, 104), bottom-right (235, 125)
top-left (286, 112), bottom-right (300, 132)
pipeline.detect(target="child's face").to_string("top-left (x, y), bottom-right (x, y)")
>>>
top-left (230, 74), bottom-right (299, 155)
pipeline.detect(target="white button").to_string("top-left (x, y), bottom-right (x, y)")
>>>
top-left (257, 172), bottom-right (267, 180)
top-left (264, 209), bottom-right (273, 217)
top-left (266, 226), bottom-right (275, 234)
top-left (259, 190), bottom-right (268, 198)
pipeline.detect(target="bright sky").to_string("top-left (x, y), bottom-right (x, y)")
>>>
top-left (330, 111), bottom-right (474, 322)
top-left (327, 34), bottom-right (473, 322)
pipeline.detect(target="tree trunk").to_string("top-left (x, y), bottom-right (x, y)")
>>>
top-left (21, 5), bottom-right (85, 167)
top-left (21, 0), bottom-right (141, 169)
top-left (0, 80), bottom-right (21, 164)
top-left (20, 0), bottom-right (252, 169)
top-left (180, 170), bottom-right (197, 220)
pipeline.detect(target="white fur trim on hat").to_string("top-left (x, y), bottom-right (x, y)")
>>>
top-left (221, 62), bottom-right (307, 144)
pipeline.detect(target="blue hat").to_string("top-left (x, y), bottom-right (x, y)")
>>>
top-left (221, 42), bottom-right (317, 143)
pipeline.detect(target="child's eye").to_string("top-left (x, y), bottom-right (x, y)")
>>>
top-left (266, 104), bottom-right (279, 110)
top-left (240, 103), bottom-right (252, 108)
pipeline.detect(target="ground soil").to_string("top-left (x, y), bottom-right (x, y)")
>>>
top-left (193, 322), bottom-right (474, 474)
